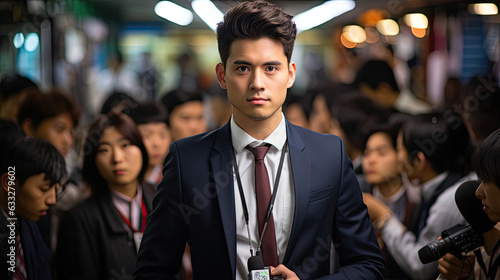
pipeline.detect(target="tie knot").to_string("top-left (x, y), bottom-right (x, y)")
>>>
top-left (246, 144), bottom-right (270, 161)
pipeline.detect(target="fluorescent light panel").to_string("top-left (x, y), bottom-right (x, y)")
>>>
top-left (192, 0), bottom-right (224, 32)
top-left (155, 1), bottom-right (193, 26)
top-left (468, 3), bottom-right (498, 15)
top-left (293, 0), bottom-right (356, 33)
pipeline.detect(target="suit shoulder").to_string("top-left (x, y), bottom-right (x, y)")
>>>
top-left (172, 128), bottom-right (219, 150)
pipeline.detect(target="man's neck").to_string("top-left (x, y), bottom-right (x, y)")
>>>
top-left (377, 178), bottom-right (403, 199)
top-left (233, 111), bottom-right (282, 140)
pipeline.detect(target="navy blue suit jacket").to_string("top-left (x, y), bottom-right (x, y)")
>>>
top-left (135, 120), bottom-right (385, 279)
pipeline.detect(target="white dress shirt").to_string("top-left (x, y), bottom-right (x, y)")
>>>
top-left (111, 185), bottom-right (143, 231)
top-left (230, 114), bottom-right (295, 280)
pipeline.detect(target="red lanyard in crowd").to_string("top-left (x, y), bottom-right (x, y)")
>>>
top-left (115, 197), bottom-right (148, 233)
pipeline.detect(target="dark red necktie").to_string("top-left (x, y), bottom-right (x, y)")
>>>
top-left (246, 144), bottom-right (279, 267)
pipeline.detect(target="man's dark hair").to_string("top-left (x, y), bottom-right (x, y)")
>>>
top-left (160, 89), bottom-right (203, 126)
top-left (216, 0), bottom-right (297, 68)
top-left (362, 122), bottom-right (401, 152)
top-left (17, 89), bottom-right (80, 128)
top-left (100, 91), bottom-right (139, 115)
top-left (472, 128), bottom-right (500, 187)
top-left (126, 103), bottom-right (168, 126)
top-left (401, 112), bottom-right (471, 175)
top-left (0, 73), bottom-right (38, 100)
top-left (82, 112), bottom-right (148, 196)
top-left (462, 76), bottom-right (500, 141)
top-left (355, 60), bottom-right (399, 92)
top-left (1, 137), bottom-right (67, 188)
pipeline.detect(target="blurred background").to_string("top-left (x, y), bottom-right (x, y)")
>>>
top-left (1, 0), bottom-right (499, 125)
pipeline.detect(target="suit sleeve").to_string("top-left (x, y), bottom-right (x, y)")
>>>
top-left (134, 142), bottom-right (188, 279)
top-left (325, 139), bottom-right (386, 279)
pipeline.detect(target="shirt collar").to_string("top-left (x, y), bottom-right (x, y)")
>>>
top-left (111, 184), bottom-right (143, 204)
top-left (230, 113), bottom-right (287, 153)
top-left (421, 171), bottom-right (448, 202)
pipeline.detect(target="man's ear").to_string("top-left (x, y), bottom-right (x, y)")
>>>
top-left (414, 152), bottom-right (426, 170)
top-left (1, 173), bottom-right (11, 192)
top-left (216, 63), bottom-right (227, 89)
top-left (21, 118), bottom-right (35, 136)
top-left (287, 61), bottom-right (297, 88)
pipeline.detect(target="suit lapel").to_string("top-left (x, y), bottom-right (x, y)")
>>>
top-left (283, 122), bottom-right (311, 264)
top-left (210, 122), bottom-right (237, 278)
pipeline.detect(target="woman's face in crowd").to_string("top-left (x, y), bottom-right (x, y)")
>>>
top-left (95, 126), bottom-right (143, 189)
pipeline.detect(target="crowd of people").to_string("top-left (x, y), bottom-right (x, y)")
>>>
top-left (1, 1), bottom-right (500, 279)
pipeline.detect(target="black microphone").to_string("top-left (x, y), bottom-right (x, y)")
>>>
top-left (418, 180), bottom-right (495, 264)
top-left (247, 255), bottom-right (285, 280)
top-left (247, 255), bottom-right (270, 280)
top-left (455, 180), bottom-right (496, 233)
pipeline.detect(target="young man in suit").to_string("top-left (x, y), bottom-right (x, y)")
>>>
top-left (135, 1), bottom-right (385, 279)
top-left (0, 137), bottom-right (67, 280)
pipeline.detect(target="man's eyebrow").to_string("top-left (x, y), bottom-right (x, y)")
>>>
top-left (232, 60), bottom-right (283, 66)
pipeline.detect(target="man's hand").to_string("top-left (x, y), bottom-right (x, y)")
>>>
top-left (362, 193), bottom-right (391, 220)
top-left (270, 265), bottom-right (300, 280)
top-left (437, 252), bottom-right (474, 280)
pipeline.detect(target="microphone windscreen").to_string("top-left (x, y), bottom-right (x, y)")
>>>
top-left (247, 255), bottom-right (265, 271)
top-left (455, 180), bottom-right (496, 233)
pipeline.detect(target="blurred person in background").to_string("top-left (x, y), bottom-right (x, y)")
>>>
top-left (160, 89), bottom-right (207, 141)
top-left (282, 93), bottom-right (309, 129)
top-left (362, 123), bottom-right (415, 279)
top-left (0, 137), bottom-right (67, 280)
top-left (208, 88), bottom-right (233, 130)
top-left (127, 103), bottom-right (171, 185)
top-left (100, 91), bottom-right (140, 116)
top-left (363, 112), bottom-right (473, 280)
top-left (17, 89), bottom-right (83, 252)
top-left (92, 51), bottom-right (142, 117)
top-left (330, 93), bottom-right (392, 192)
top-left (460, 76), bottom-right (500, 145)
top-left (0, 72), bottom-right (38, 123)
top-left (56, 112), bottom-right (156, 280)
top-left (355, 60), bottom-right (431, 115)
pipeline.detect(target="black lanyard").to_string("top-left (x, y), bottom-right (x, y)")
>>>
top-left (231, 140), bottom-right (288, 256)
top-left (475, 238), bottom-right (500, 280)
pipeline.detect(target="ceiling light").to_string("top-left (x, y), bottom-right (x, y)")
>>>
top-left (294, 0), bottom-right (355, 33)
top-left (13, 33), bottom-right (24, 49)
top-left (24, 33), bottom-right (39, 52)
top-left (411, 27), bottom-right (427, 38)
top-left (340, 33), bottom-right (356, 48)
top-left (404, 13), bottom-right (428, 29)
top-left (192, 0), bottom-right (224, 32)
top-left (154, 1), bottom-right (193, 26)
top-left (342, 25), bottom-right (366, 43)
top-left (376, 19), bottom-right (399, 36)
top-left (468, 3), bottom-right (498, 15)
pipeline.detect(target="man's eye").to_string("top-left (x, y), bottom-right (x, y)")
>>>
top-left (266, 66), bottom-right (278, 72)
top-left (236, 66), bottom-right (249, 72)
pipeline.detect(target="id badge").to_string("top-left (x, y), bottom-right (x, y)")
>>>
top-left (133, 232), bottom-right (144, 252)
